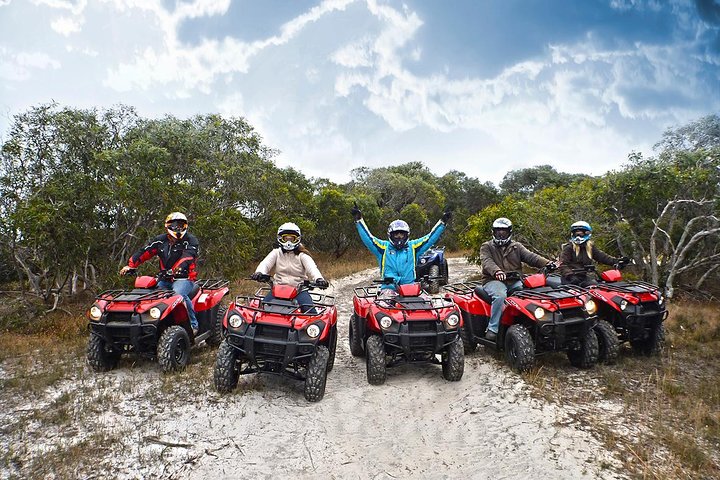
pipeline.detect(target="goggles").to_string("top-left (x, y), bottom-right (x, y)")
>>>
top-left (279, 233), bottom-right (300, 243)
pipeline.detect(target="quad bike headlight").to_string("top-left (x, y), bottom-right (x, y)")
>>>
top-left (379, 316), bottom-right (393, 329)
top-left (657, 294), bottom-right (665, 305)
top-left (149, 307), bottom-right (162, 319)
top-left (445, 313), bottom-right (460, 327)
top-left (89, 306), bottom-right (102, 321)
top-left (584, 299), bottom-right (597, 315)
top-left (228, 314), bottom-right (243, 328)
top-left (619, 299), bottom-right (628, 311)
top-left (306, 324), bottom-right (321, 338)
top-left (534, 307), bottom-right (546, 320)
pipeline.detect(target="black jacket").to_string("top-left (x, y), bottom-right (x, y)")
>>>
top-left (128, 233), bottom-right (199, 280)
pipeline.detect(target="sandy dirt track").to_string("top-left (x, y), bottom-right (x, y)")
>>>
top-left (0, 258), bottom-right (625, 479)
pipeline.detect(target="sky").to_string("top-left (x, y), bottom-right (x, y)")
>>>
top-left (1, 0), bottom-right (719, 185)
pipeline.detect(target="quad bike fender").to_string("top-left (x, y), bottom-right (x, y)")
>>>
top-left (193, 286), bottom-right (229, 313)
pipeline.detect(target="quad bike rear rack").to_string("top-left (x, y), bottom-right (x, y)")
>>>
top-left (195, 278), bottom-right (230, 290)
top-left (442, 281), bottom-right (483, 296)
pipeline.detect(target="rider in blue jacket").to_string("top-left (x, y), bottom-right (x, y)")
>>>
top-left (351, 203), bottom-right (451, 291)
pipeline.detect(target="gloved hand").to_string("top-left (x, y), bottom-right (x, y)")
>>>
top-left (250, 271), bottom-right (267, 281)
top-left (618, 256), bottom-right (631, 266)
top-left (545, 261), bottom-right (558, 272)
top-left (315, 278), bottom-right (329, 288)
top-left (441, 210), bottom-right (452, 223)
top-left (119, 266), bottom-right (136, 276)
top-left (494, 270), bottom-right (506, 281)
top-left (350, 202), bottom-right (362, 221)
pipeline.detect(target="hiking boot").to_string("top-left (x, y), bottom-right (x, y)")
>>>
top-left (485, 330), bottom-right (497, 342)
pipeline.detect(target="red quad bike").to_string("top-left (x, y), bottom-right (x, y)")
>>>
top-left (213, 277), bottom-right (337, 402)
top-left (87, 271), bottom-right (229, 373)
top-left (554, 265), bottom-right (668, 358)
top-left (443, 268), bottom-right (599, 373)
top-left (348, 279), bottom-right (464, 385)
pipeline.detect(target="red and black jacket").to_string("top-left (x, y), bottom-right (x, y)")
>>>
top-left (128, 233), bottom-right (199, 280)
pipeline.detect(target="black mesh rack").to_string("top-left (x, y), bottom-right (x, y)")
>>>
top-left (353, 285), bottom-right (455, 312)
top-left (596, 280), bottom-right (659, 295)
top-left (96, 289), bottom-right (175, 302)
top-left (442, 281), bottom-right (483, 296)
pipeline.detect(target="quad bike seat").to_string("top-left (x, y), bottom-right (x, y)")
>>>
top-left (473, 286), bottom-right (493, 304)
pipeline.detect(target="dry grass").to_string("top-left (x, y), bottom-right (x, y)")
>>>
top-left (524, 301), bottom-right (720, 479)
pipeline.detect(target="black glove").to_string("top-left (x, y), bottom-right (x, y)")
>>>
top-left (315, 278), bottom-right (329, 288)
top-left (250, 272), bottom-right (268, 282)
top-left (545, 261), bottom-right (558, 272)
top-left (441, 210), bottom-right (452, 223)
top-left (350, 202), bottom-right (362, 221)
top-left (617, 256), bottom-right (631, 267)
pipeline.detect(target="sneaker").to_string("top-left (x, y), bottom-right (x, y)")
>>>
top-left (485, 330), bottom-right (497, 342)
top-left (192, 326), bottom-right (199, 336)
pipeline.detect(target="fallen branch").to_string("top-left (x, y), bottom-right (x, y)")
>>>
top-left (144, 436), bottom-right (193, 448)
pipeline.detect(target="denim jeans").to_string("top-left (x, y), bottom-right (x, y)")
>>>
top-left (263, 290), bottom-right (316, 313)
top-left (158, 279), bottom-right (198, 329)
top-left (483, 279), bottom-right (523, 334)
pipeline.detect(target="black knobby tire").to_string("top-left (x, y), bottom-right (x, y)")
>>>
top-left (365, 335), bottom-right (387, 385)
top-left (304, 345), bottom-right (330, 402)
top-left (87, 334), bottom-right (121, 372)
top-left (326, 325), bottom-right (338, 373)
top-left (157, 325), bottom-right (191, 372)
top-left (207, 304), bottom-right (227, 347)
top-left (428, 265), bottom-right (441, 294)
top-left (214, 339), bottom-right (240, 393)
top-left (567, 328), bottom-right (599, 369)
top-left (504, 324), bottom-right (535, 372)
top-left (459, 325), bottom-right (478, 353)
top-left (631, 323), bottom-right (665, 356)
top-left (441, 260), bottom-right (449, 286)
top-left (441, 337), bottom-right (465, 381)
top-left (594, 319), bottom-right (619, 364)
top-left (349, 314), bottom-right (365, 357)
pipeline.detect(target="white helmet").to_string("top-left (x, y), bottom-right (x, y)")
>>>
top-left (570, 221), bottom-right (592, 245)
top-left (492, 217), bottom-right (512, 246)
top-left (277, 222), bottom-right (301, 251)
top-left (387, 219), bottom-right (410, 249)
top-left (165, 212), bottom-right (188, 240)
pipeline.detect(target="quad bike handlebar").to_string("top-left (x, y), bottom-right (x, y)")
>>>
top-left (249, 275), bottom-right (330, 290)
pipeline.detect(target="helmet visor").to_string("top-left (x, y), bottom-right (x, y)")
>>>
top-left (493, 228), bottom-right (511, 240)
top-left (390, 231), bottom-right (408, 243)
top-left (167, 220), bottom-right (187, 232)
top-left (279, 233), bottom-right (300, 244)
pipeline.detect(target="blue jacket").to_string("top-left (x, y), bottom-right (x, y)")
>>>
top-left (356, 219), bottom-right (446, 289)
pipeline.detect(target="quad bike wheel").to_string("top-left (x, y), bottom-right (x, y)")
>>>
top-left (631, 323), bottom-right (665, 356)
top-left (365, 335), bottom-right (387, 385)
top-left (567, 328), bottom-right (599, 369)
top-left (594, 319), bottom-right (619, 364)
top-left (87, 334), bottom-right (121, 372)
top-left (214, 339), bottom-right (240, 393)
top-left (157, 325), bottom-right (191, 372)
top-left (326, 325), bottom-right (338, 373)
top-left (459, 325), bottom-right (478, 353)
top-left (349, 314), bottom-right (365, 357)
top-left (427, 265), bottom-right (441, 294)
top-left (207, 304), bottom-right (227, 347)
top-left (304, 345), bottom-right (330, 402)
top-left (441, 337), bottom-right (465, 381)
top-left (504, 324), bottom-right (535, 372)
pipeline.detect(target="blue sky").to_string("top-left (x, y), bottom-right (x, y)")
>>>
top-left (1, 0), bottom-right (718, 184)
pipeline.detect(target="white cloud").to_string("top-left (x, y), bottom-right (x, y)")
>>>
top-left (0, 48), bottom-right (60, 81)
top-left (51, 15), bottom-right (83, 35)
top-left (31, 0), bottom-right (86, 15)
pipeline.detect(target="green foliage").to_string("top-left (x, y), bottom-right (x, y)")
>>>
top-left (500, 164), bottom-right (591, 196)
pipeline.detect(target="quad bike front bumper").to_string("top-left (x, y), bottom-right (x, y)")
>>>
top-left (89, 312), bottom-right (158, 355)
top-left (534, 313), bottom-right (597, 352)
top-left (381, 320), bottom-right (459, 358)
top-left (226, 323), bottom-right (320, 377)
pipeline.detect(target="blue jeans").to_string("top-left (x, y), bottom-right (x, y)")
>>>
top-left (158, 279), bottom-right (198, 329)
top-left (483, 280), bottom-right (523, 334)
top-left (263, 290), bottom-right (316, 313)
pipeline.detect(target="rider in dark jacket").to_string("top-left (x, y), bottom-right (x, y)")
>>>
top-left (558, 221), bottom-right (628, 287)
top-left (478, 217), bottom-right (555, 341)
top-left (120, 212), bottom-right (200, 332)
